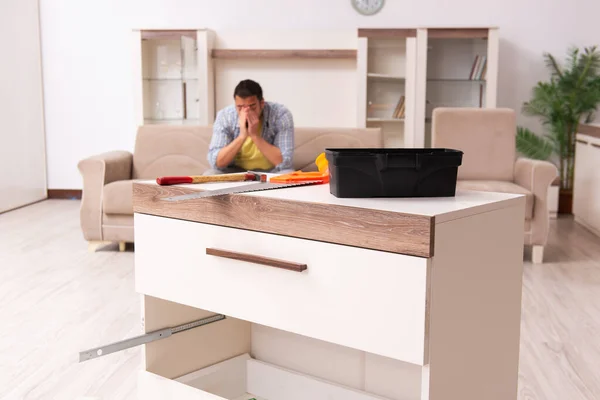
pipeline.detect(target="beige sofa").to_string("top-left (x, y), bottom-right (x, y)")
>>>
top-left (431, 107), bottom-right (559, 263)
top-left (77, 125), bottom-right (384, 252)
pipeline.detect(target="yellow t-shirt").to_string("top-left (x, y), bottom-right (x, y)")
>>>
top-left (234, 120), bottom-right (275, 171)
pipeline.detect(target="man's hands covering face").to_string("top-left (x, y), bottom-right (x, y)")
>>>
top-left (238, 108), bottom-right (249, 140)
top-left (246, 108), bottom-right (261, 138)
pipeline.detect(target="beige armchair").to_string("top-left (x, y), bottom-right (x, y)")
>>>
top-left (77, 124), bottom-right (383, 252)
top-left (432, 107), bottom-right (558, 263)
top-left (77, 125), bottom-right (215, 252)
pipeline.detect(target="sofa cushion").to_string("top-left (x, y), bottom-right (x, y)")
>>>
top-left (132, 125), bottom-right (385, 177)
top-left (291, 127), bottom-right (384, 170)
top-left (103, 180), bottom-right (133, 215)
top-left (432, 108), bottom-right (516, 181)
top-left (133, 125), bottom-right (213, 179)
top-left (457, 180), bottom-right (534, 219)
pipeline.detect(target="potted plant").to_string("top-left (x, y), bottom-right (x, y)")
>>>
top-left (516, 46), bottom-right (600, 214)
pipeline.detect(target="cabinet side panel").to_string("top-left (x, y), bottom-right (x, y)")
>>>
top-left (423, 201), bottom-right (525, 400)
top-left (485, 28), bottom-right (499, 108)
top-left (414, 29), bottom-right (428, 148)
top-left (403, 37), bottom-right (417, 148)
top-left (131, 30), bottom-right (143, 126)
top-left (573, 135), bottom-right (600, 235)
top-left (143, 295), bottom-right (251, 380)
top-left (197, 30), bottom-right (215, 125)
top-left (357, 38), bottom-right (368, 128)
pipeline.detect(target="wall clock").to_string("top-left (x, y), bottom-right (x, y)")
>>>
top-left (351, 0), bottom-right (385, 16)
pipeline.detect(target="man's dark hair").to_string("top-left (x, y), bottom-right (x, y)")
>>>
top-left (233, 79), bottom-right (263, 101)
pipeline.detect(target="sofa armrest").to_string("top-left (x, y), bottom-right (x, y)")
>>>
top-left (77, 151), bottom-right (133, 241)
top-left (514, 158), bottom-right (558, 245)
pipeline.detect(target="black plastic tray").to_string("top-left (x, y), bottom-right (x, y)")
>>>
top-left (324, 148), bottom-right (463, 198)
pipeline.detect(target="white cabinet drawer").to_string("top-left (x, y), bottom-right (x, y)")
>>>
top-left (134, 213), bottom-right (430, 365)
top-left (138, 353), bottom-right (390, 400)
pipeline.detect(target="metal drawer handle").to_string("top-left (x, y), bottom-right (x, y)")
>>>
top-left (206, 248), bottom-right (307, 272)
top-left (576, 139), bottom-right (588, 145)
top-left (592, 143), bottom-right (600, 149)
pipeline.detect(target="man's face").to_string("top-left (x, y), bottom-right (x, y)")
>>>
top-left (235, 95), bottom-right (264, 117)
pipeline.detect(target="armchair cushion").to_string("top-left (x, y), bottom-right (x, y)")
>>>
top-left (457, 180), bottom-right (534, 220)
top-left (103, 180), bottom-right (134, 215)
top-left (133, 125), bottom-right (213, 179)
top-left (513, 158), bottom-right (558, 197)
top-left (77, 150), bottom-right (133, 241)
top-left (432, 108), bottom-right (516, 181)
top-left (513, 158), bottom-right (559, 246)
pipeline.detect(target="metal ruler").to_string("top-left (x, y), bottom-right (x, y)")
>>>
top-left (79, 313), bottom-right (226, 362)
top-left (163, 180), bottom-right (322, 202)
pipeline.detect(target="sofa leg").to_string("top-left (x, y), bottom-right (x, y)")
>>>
top-left (532, 245), bottom-right (544, 264)
top-left (88, 240), bottom-right (112, 253)
top-left (119, 241), bottom-right (127, 252)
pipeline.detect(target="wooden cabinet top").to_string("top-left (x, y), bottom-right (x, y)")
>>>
top-left (133, 179), bottom-right (523, 258)
top-left (578, 123), bottom-right (600, 140)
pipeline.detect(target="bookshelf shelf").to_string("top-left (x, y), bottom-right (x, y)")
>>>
top-left (211, 49), bottom-right (356, 59)
top-left (427, 79), bottom-right (486, 82)
top-left (367, 73), bottom-right (405, 80)
top-left (367, 118), bottom-right (405, 122)
top-left (143, 78), bottom-right (199, 82)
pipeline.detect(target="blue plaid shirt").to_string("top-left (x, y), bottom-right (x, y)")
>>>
top-left (207, 101), bottom-right (295, 172)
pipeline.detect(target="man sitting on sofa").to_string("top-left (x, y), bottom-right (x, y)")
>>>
top-left (204, 79), bottom-right (295, 175)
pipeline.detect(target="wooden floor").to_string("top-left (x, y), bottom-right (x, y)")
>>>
top-left (1, 199), bottom-right (599, 400)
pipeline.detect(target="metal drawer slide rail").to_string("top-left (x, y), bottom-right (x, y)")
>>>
top-left (79, 313), bottom-right (226, 362)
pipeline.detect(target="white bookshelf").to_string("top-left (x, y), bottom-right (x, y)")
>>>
top-left (357, 29), bottom-right (417, 148)
top-left (414, 28), bottom-right (499, 147)
top-left (130, 27), bottom-right (499, 149)
top-left (132, 29), bottom-right (215, 127)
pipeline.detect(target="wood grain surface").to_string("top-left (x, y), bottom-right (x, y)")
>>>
top-left (357, 29), bottom-right (417, 38)
top-left (132, 182), bottom-right (434, 258)
top-left (141, 30), bottom-right (197, 40)
top-left (211, 49), bottom-right (357, 59)
top-left (427, 28), bottom-right (490, 39)
top-left (579, 123), bottom-right (600, 139)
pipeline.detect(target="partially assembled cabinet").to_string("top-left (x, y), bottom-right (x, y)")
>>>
top-left (82, 178), bottom-right (528, 400)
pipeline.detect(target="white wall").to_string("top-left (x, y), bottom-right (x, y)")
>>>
top-left (39, 0), bottom-right (600, 189)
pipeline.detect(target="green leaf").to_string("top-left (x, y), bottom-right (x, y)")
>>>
top-left (516, 127), bottom-right (554, 160)
top-left (543, 52), bottom-right (563, 78)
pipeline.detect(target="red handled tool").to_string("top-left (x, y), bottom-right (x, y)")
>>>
top-left (157, 172), bottom-right (266, 186)
top-left (160, 153), bottom-right (330, 201)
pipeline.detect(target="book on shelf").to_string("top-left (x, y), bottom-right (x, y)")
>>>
top-left (468, 55), bottom-right (487, 80)
top-left (391, 95), bottom-right (405, 119)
